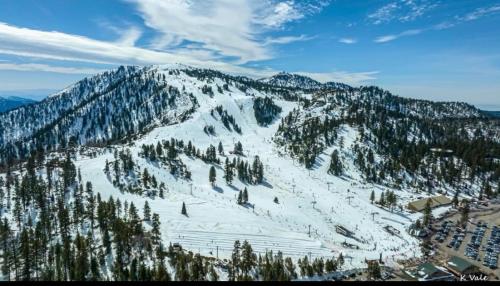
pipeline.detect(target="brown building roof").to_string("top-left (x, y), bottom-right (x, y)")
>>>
top-left (407, 195), bottom-right (452, 212)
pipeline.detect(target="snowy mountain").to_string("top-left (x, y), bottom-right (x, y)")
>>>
top-left (0, 96), bottom-right (36, 113)
top-left (0, 64), bottom-right (498, 281)
top-left (258, 72), bottom-right (352, 91)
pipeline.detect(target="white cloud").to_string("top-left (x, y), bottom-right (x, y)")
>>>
top-left (127, 0), bottom-right (267, 62)
top-left (257, 1), bottom-right (304, 28)
top-left (0, 62), bottom-right (104, 74)
top-left (375, 3), bottom-right (500, 43)
top-left (368, 2), bottom-right (399, 25)
top-left (0, 23), bottom-right (370, 84)
top-left (116, 26), bottom-right (143, 46)
top-left (368, 0), bottom-right (437, 25)
top-left (96, 19), bottom-right (143, 47)
top-left (338, 38), bottom-right (357, 44)
top-left (0, 1), bottom-right (378, 89)
top-left (374, 29), bottom-right (423, 43)
top-left (0, 22), bottom-right (273, 78)
top-left (296, 71), bottom-right (379, 86)
top-left (374, 35), bottom-right (397, 43)
top-left (127, 0), bottom-right (330, 63)
top-left (263, 34), bottom-right (314, 45)
top-left (460, 4), bottom-right (500, 22)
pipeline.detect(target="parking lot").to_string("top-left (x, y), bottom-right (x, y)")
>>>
top-left (432, 204), bottom-right (500, 279)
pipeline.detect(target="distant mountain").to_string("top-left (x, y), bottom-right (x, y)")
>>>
top-left (258, 72), bottom-right (352, 91)
top-left (0, 96), bottom-right (36, 113)
top-left (483, 110), bottom-right (500, 118)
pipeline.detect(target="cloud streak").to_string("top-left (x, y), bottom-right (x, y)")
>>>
top-left (374, 3), bottom-right (500, 43)
top-left (338, 38), bottom-right (357, 44)
top-left (374, 29), bottom-right (423, 43)
top-left (263, 34), bottom-right (314, 45)
top-left (0, 62), bottom-right (105, 74)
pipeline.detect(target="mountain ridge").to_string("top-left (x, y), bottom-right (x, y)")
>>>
top-left (0, 95), bottom-right (36, 113)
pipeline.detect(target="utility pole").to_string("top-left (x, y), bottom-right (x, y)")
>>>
top-left (308, 225), bottom-right (311, 237)
top-left (327, 182), bottom-right (333, 192)
top-left (216, 246), bottom-right (219, 259)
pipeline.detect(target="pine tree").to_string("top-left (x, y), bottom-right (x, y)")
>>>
top-left (378, 192), bottom-right (386, 206)
top-left (224, 159), bottom-right (233, 185)
top-left (143, 201), bottom-right (151, 222)
top-left (252, 156), bottom-right (264, 184)
top-left (367, 260), bottom-right (381, 280)
top-left (218, 142), bottom-right (224, 155)
top-left (452, 190), bottom-right (459, 207)
top-left (142, 168), bottom-right (150, 188)
top-left (337, 253), bottom-right (344, 269)
top-left (328, 150), bottom-right (343, 176)
top-left (240, 240), bottom-right (256, 280)
top-left (460, 199), bottom-right (470, 227)
top-left (423, 198), bottom-right (432, 227)
top-left (209, 166), bottom-right (217, 187)
top-left (151, 213), bottom-right (161, 245)
top-left (242, 188), bottom-right (248, 204)
top-left (237, 191), bottom-right (243, 205)
top-left (370, 190), bottom-right (375, 204)
top-left (231, 240), bottom-right (241, 281)
top-left (181, 202), bottom-right (187, 216)
top-left (234, 142), bottom-right (243, 156)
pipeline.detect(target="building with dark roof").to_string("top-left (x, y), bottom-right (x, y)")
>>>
top-left (445, 256), bottom-right (480, 276)
top-left (404, 262), bottom-right (455, 281)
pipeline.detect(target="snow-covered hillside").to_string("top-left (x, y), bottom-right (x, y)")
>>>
top-left (0, 64), bottom-right (498, 281)
top-left (71, 72), bottom-right (422, 267)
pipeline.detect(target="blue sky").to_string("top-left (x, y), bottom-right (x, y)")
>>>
top-left (0, 0), bottom-right (499, 108)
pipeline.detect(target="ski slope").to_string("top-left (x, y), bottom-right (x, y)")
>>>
top-left (73, 66), bottom-right (424, 269)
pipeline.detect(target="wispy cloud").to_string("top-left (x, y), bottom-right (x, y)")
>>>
top-left (459, 4), bottom-right (500, 22)
top-left (126, 0), bottom-right (330, 63)
top-left (338, 38), bottom-right (357, 44)
top-left (0, 0), bottom-right (332, 77)
top-left (96, 19), bottom-right (143, 47)
top-left (296, 70), bottom-right (379, 86)
top-left (374, 3), bottom-right (500, 43)
top-left (0, 22), bottom-right (269, 78)
top-left (263, 34), bottom-right (314, 45)
top-left (0, 21), bottom-right (375, 86)
top-left (0, 62), bottom-right (105, 74)
top-left (374, 29), bottom-right (423, 43)
top-left (368, 0), bottom-right (437, 25)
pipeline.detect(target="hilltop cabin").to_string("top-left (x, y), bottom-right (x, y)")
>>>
top-left (405, 262), bottom-right (455, 281)
top-left (445, 256), bottom-right (481, 277)
top-left (407, 195), bottom-right (452, 213)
